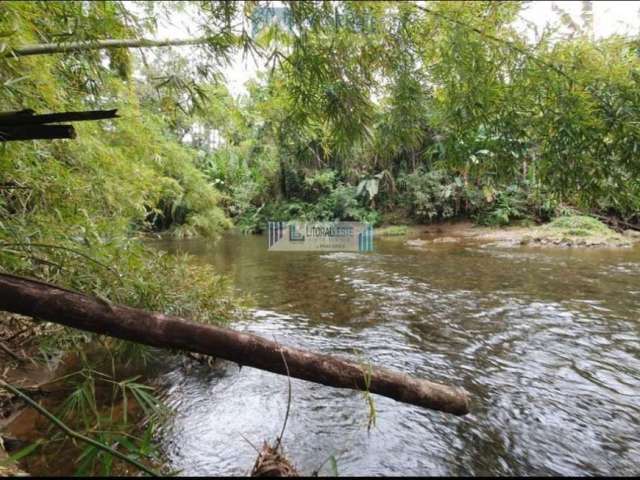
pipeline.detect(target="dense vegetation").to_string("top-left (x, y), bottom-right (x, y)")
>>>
top-left (0, 1), bottom-right (244, 474)
top-left (1, 0), bottom-right (639, 475)
top-left (203, 2), bottom-right (640, 231)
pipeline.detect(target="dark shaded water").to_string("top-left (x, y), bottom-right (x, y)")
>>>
top-left (153, 232), bottom-right (640, 476)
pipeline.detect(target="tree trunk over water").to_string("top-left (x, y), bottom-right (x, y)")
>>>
top-left (0, 273), bottom-right (470, 415)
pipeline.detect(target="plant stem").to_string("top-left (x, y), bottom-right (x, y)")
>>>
top-left (0, 380), bottom-right (160, 477)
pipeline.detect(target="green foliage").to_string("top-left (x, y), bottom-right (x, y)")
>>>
top-left (0, 2), bottom-right (244, 474)
top-left (394, 169), bottom-right (559, 226)
top-left (477, 184), bottom-right (529, 226)
top-left (476, 181), bottom-right (562, 226)
top-left (304, 169), bottom-right (338, 195)
top-left (3, 0), bottom-right (640, 472)
top-left (206, 1), bottom-right (640, 228)
top-left (42, 365), bottom-right (166, 476)
top-left (311, 184), bottom-right (380, 224)
top-left (0, 1), bottom-right (238, 315)
top-left (528, 214), bottom-right (629, 246)
top-left (398, 169), bottom-right (479, 222)
top-left (236, 181), bottom-right (381, 234)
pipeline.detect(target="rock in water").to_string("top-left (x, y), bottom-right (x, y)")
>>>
top-left (406, 239), bottom-right (427, 247)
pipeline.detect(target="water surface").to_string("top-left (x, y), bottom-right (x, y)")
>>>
top-left (154, 232), bottom-right (640, 476)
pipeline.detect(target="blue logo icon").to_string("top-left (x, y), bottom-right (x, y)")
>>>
top-left (289, 224), bottom-right (305, 242)
top-left (357, 224), bottom-right (373, 252)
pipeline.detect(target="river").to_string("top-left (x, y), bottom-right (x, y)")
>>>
top-left (150, 230), bottom-right (640, 476)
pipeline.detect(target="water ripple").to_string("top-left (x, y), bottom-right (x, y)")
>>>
top-left (153, 234), bottom-right (640, 476)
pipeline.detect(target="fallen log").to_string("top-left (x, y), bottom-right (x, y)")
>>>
top-left (0, 273), bottom-right (470, 415)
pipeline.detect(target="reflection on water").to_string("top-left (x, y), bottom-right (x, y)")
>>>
top-left (152, 233), bottom-right (640, 476)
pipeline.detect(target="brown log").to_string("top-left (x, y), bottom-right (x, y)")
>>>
top-left (0, 273), bottom-right (470, 415)
top-left (0, 125), bottom-right (76, 141)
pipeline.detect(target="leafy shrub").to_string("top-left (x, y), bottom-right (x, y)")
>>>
top-left (397, 168), bottom-right (562, 227)
top-left (235, 181), bottom-right (381, 233)
top-left (476, 183), bottom-right (528, 226)
top-left (476, 181), bottom-right (561, 226)
top-left (303, 169), bottom-right (338, 196)
top-left (398, 169), bottom-right (479, 222)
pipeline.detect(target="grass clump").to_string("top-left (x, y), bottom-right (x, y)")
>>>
top-left (546, 215), bottom-right (612, 236)
top-left (534, 215), bottom-right (629, 246)
top-left (376, 225), bottom-right (408, 236)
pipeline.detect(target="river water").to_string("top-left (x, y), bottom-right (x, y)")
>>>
top-left (153, 230), bottom-right (640, 476)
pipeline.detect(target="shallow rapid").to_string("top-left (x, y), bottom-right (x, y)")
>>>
top-left (154, 232), bottom-right (640, 476)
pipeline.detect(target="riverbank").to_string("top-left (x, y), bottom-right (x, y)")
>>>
top-left (0, 313), bottom-right (55, 476)
top-left (0, 311), bottom-right (170, 476)
top-left (377, 215), bottom-right (640, 249)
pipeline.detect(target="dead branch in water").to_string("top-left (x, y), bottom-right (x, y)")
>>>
top-left (251, 442), bottom-right (299, 477)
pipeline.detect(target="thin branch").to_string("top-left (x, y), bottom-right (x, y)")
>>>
top-left (0, 243), bottom-right (122, 282)
top-left (5, 37), bottom-right (223, 58)
top-left (275, 341), bottom-right (292, 451)
top-left (0, 379), bottom-right (160, 477)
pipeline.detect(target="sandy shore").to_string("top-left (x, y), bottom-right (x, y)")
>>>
top-left (377, 220), bottom-right (640, 249)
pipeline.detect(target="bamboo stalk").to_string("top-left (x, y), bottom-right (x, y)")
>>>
top-left (6, 37), bottom-right (217, 58)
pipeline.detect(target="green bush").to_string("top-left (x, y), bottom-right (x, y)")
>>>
top-left (236, 181), bottom-right (381, 233)
top-left (476, 183), bottom-right (528, 226)
top-left (398, 169), bottom-right (480, 222)
top-left (546, 215), bottom-right (612, 236)
top-left (376, 225), bottom-right (408, 236)
top-left (476, 181), bottom-right (560, 226)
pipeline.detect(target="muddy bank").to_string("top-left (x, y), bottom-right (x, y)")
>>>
top-left (0, 314), bottom-right (59, 420)
top-left (0, 313), bottom-right (166, 476)
top-left (0, 313), bottom-right (57, 476)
